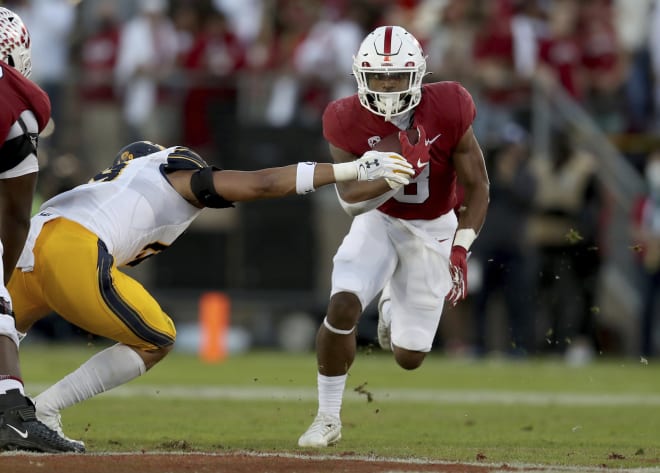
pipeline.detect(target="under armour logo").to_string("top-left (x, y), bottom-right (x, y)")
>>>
top-left (364, 158), bottom-right (380, 168)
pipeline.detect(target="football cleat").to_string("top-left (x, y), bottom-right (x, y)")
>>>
top-left (36, 404), bottom-right (85, 451)
top-left (0, 389), bottom-right (85, 453)
top-left (298, 414), bottom-right (342, 447)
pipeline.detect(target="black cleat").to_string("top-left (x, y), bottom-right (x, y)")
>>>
top-left (0, 389), bottom-right (85, 453)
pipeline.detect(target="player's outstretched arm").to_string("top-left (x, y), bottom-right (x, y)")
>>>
top-left (168, 157), bottom-right (413, 206)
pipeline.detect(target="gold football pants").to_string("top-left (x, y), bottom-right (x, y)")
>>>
top-left (8, 218), bottom-right (176, 350)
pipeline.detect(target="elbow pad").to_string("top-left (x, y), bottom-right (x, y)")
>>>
top-left (335, 186), bottom-right (398, 217)
top-left (190, 167), bottom-right (234, 209)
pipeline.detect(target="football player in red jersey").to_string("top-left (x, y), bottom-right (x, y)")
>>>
top-left (298, 26), bottom-right (490, 447)
top-left (0, 7), bottom-right (83, 453)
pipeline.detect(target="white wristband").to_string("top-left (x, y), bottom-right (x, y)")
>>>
top-left (332, 161), bottom-right (358, 182)
top-left (296, 162), bottom-right (317, 194)
top-left (453, 228), bottom-right (477, 250)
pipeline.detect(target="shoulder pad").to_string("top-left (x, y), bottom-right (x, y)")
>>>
top-left (164, 146), bottom-right (209, 171)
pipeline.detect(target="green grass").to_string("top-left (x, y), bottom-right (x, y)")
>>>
top-left (18, 343), bottom-right (660, 468)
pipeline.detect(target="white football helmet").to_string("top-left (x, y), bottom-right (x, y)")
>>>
top-left (0, 7), bottom-right (32, 78)
top-left (352, 26), bottom-right (427, 120)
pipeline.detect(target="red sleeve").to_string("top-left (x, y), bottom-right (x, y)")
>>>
top-left (322, 101), bottom-right (348, 151)
top-left (0, 64), bottom-right (51, 138)
top-left (455, 82), bottom-right (476, 137)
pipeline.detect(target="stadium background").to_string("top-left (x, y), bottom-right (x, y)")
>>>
top-left (4, 0), bottom-right (660, 361)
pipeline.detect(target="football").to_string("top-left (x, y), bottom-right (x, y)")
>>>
top-left (373, 128), bottom-right (419, 154)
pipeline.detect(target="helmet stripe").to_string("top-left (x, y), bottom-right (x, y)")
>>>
top-left (383, 26), bottom-right (393, 55)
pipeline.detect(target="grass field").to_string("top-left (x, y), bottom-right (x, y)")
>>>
top-left (16, 343), bottom-right (660, 470)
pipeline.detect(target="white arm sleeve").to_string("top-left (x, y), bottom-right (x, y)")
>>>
top-left (335, 185), bottom-right (399, 217)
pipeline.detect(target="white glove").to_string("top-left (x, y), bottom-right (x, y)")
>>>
top-left (356, 150), bottom-right (413, 186)
top-left (332, 151), bottom-right (413, 188)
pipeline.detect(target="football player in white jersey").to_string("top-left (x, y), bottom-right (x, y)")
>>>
top-left (0, 6), bottom-right (83, 453)
top-left (7, 141), bottom-right (413, 448)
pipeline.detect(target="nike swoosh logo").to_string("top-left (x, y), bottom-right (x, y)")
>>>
top-left (417, 159), bottom-right (429, 168)
top-left (7, 424), bottom-right (28, 438)
top-left (425, 133), bottom-right (442, 146)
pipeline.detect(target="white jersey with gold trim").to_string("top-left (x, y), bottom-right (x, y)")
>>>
top-left (18, 147), bottom-right (202, 269)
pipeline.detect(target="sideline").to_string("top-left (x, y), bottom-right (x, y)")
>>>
top-left (24, 384), bottom-right (660, 406)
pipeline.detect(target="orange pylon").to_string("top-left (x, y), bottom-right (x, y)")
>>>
top-left (199, 291), bottom-right (230, 362)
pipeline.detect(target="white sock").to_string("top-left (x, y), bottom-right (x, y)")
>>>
top-left (317, 372), bottom-right (346, 419)
top-left (380, 299), bottom-right (392, 325)
top-left (34, 343), bottom-right (146, 414)
top-left (0, 377), bottom-right (24, 395)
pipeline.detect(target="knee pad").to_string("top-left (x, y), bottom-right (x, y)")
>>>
top-left (0, 313), bottom-right (20, 348)
top-left (393, 327), bottom-right (432, 352)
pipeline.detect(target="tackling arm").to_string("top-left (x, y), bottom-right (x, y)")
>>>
top-left (167, 155), bottom-right (411, 206)
top-left (331, 144), bottom-right (398, 203)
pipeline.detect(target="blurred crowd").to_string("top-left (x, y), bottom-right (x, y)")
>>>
top-left (3, 0), bottom-right (660, 360)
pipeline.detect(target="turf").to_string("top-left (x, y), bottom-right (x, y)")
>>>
top-left (18, 343), bottom-right (660, 468)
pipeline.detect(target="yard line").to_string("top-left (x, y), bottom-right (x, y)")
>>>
top-left (25, 384), bottom-right (660, 405)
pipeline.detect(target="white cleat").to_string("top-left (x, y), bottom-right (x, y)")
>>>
top-left (377, 289), bottom-right (392, 351)
top-left (298, 414), bottom-right (342, 447)
top-left (35, 405), bottom-right (86, 451)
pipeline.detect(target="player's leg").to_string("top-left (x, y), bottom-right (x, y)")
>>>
top-left (1, 244), bottom-right (83, 453)
top-left (387, 216), bottom-right (455, 370)
top-left (14, 219), bottom-right (175, 444)
top-left (299, 212), bottom-right (395, 447)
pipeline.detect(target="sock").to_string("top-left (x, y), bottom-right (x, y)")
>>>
top-left (34, 343), bottom-right (146, 414)
top-left (317, 372), bottom-right (347, 419)
top-left (380, 299), bottom-right (392, 325)
top-left (0, 375), bottom-right (24, 395)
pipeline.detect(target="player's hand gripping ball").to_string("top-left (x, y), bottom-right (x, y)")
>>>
top-left (375, 127), bottom-right (430, 177)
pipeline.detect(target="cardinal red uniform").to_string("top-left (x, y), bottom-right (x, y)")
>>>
top-left (298, 25), bottom-right (488, 449)
top-left (324, 81), bottom-right (475, 219)
top-left (0, 62), bottom-right (50, 174)
top-left (324, 81), bottom-right (478, 353)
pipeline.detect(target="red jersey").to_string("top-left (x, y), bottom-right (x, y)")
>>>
top-left (323, 81), bottom-right (476, 220)
top-left (0, 62), bottom-right (51, 144)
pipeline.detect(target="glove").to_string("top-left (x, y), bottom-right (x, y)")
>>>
top-left (355, 150), bottom-right (413, 188)
top-left (399, 126), bottom-right (430, 177)
top-left (446, 245), bottom-right (468, 306)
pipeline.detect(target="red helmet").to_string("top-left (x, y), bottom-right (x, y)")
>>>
top-left (0, 7), bottom-right (32, 77)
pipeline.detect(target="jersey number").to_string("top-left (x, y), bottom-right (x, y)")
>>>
top-left (127, 242), bottom-right (169, 267)
top-left (90, 162), bottom-right (128, 183)
top-left (393, 165), bottom-right (430, 203)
